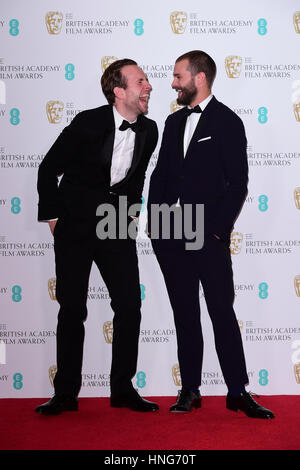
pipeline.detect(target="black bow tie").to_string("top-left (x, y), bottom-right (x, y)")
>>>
top-left (119, 120), bottom-right (138, 132)
top-left (185, 105), bottom-right (202, 116)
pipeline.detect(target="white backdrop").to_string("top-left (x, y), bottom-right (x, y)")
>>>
top-left (0, 0), bottom-right (300, 398)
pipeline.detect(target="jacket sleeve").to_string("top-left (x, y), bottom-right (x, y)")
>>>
top-left (147, 115), bottom-right (172, 222)
top-left (37, 114), bottom-right (81, 221)
top-left (210, 113), bottom-right (248, 240)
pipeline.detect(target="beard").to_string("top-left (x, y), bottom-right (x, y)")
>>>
top-left (176, 78), bottom-right (197, 106)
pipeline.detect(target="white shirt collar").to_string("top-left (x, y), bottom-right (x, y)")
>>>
top-left (188, 93), bottom-right (213, 112)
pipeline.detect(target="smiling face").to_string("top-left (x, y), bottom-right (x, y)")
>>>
top-left (115, 65), bottom-right (152, 121)
top-left (172, 59), bottom-right (198, 106)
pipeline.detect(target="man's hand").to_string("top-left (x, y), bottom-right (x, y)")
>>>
top-left (48, 219), bottom-right (58, 235)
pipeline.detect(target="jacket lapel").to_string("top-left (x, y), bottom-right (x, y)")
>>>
top-left (178, 113), bottom-right (188, 160)
top-left (128, 122), bottom-right (147, 175)
top-left (184, 96), bottom-right (218, 158)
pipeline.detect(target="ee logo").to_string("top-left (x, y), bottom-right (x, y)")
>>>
top-left (257, 18), bottom-right (267, 35)
top-left (65, 63), bottom-right (75, 81)
top-left (11, 197), bottom-right (21, 214)
top-left (136, 371), bottom-right (146, 388)
top-left (9, 19), bottom-right (19, 36)
top-left (12, 285), bottom-right (22, 302)
top-left (140, 283), bottom-right (146, 301)
top-left (258, 194), bottom-right (268, 212)
top-left (258, 107), bottom-right (268, 124)
top-left (134, 19), bottom-right (144, 36)
top-left (10, 108), bottom-right (20, 125)
top-left (258, 282), bottom-right (268, 299)
top-left (13, 373), bottom-right (23, 390)
top-left (259, 369), bottom-right (269, 386)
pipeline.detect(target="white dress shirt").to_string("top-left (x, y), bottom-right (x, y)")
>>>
top-left (110, 106), bottom-right (136, 186)
top-left (183, 93), bottom-right (213, 156)
top-left (176, 94), bottom-right (213, 208)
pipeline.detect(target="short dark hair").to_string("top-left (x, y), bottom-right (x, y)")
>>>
top-left (175, 50), bottom-right (217, 89)
top-left (101, 58), bottom-right (137, 105)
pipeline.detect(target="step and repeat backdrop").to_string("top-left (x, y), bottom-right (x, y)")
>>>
top-left (0, 0), bottom-right (300, 398)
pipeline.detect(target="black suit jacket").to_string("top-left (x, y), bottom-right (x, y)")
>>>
top-left (147, 96), bottom-right (248, 243)
top-left (37, 105), bottom-right (158, 237)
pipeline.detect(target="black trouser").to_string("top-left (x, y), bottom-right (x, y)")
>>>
top-left (152, 235), bottom-right (249, 392)
top-left (53, 226), bottom-right (141, 397)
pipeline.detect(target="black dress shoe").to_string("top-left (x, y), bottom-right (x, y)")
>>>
top-left (35, 395), bottom-right (78, 415)
top-left (226, 392), bottom-right (274, 419)
top-left (170, 388), bottom-right (202, 413)
top-left (110, 389), bottom-right (159, 412)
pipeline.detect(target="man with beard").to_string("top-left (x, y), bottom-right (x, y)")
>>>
top-left (147, 50), bottom-right (274, 419)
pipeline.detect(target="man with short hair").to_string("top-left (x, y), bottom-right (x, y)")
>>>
top-left (36, 59), bottom-right (159, 414)
top-left (148, 50), bottom-right (274, 419)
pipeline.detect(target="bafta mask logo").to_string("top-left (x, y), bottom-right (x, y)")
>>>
top-left (49, 365), bottom-right (57, 387)
top-left (294, 188), bottom-right (300, 209)
top-left (101, 56), bottom-right (118, 73)
top-left (294, 364), bottom-right (300, 384)
top-left (294, 275), bottom-right (300, 297)
top-left (172, 363), bottom-right (182, 386)
top-left (238, 319), bottom-right (243, 330)
top-left (292, 80), bottom-right (300, 121)
top-left (170, 11), bottom-right (187, 34)
top-left (293, 12), bottom-right (300, 34)
top-left (225, 56), bottom-right (243, 78)
top-left (48, 278), bottom-right (56, 300)
top-left (46, 100), bottom-right (64, 124)
top-left (291, 340), bottom-right (300, 384)
top-left (45, 12), bottom-right (63, 35)
top-left (170, 100), bottom-right (183, 113)
top-left (103, 321), bottom-right (113, 344)
top-left (230, 232), bottom-right (243, 255)
top-left (293, 102), bottom-right (300, 122)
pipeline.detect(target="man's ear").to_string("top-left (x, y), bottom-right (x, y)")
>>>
top-left (194, 72), bottom-right (206, 87)
top-left (113, 86), bottom-right (126, 101)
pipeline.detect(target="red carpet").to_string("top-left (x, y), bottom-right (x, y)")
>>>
top-left (1, 396), bottom-right (299, 451)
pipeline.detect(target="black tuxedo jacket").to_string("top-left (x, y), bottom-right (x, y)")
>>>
top-left (147, 96), bottom-right (248, 243)
top-left (37, 105), bottom-right (158, 236)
